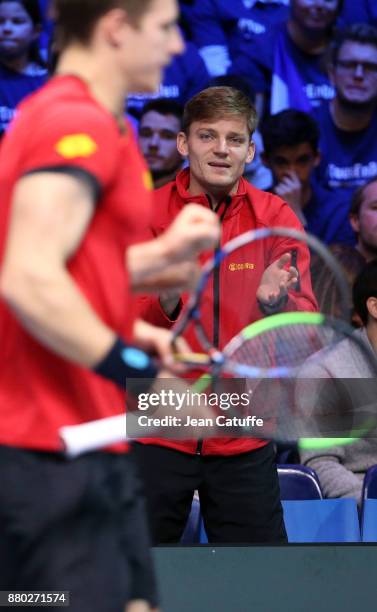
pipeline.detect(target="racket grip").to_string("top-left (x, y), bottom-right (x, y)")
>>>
top-left (60, 414), bottom-right (128, 458)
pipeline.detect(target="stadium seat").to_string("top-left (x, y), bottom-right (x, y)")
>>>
top-left (277, 464), bottom-right (323, 500)
top-left (199, 499), bottom-right (360, 544)
top-left (361, 499), bottom-right (377, 542)
top-left (185, 470), bottom-right (360, 544)
top-left (282, 499), bottom-right (361, 543)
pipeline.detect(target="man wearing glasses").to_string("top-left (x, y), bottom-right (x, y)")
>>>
top-left (315, 23), bottom-right (377, 210)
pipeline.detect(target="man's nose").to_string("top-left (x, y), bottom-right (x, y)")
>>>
top-left (1, 21), bottom-right (14, 34)
top-left (354, 63), bottom-right (365, 78)
top-left (214, 138), bottom-right (229, 155)
top-left (148, 133), bottom-right (160, 147)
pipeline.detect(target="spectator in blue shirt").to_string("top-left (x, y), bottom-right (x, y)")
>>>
top-left (0, 0), bottom-right (47, 134)
top-left (190, 0), bottom-right (289, 78)
top-left (315, 23), bottom-right (377, 210)
top-left (231, 0), bottom-right (342, 116)
top-left (260, 108), bottom-right (355, 245)
top-left (127, 40), bottom-right (210, 117)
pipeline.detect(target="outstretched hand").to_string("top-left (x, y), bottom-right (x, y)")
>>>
top-left (256, 253), bottom-right (298, 308)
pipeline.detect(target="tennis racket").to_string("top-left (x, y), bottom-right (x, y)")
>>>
top-left (60, 312), bottom-right (377, 457)
top-left (60, 227), bottom-right (377, 456)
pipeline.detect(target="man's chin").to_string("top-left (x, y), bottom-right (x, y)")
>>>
top-left (339, 94), bottom-right (377, 111)
top-left (0, 48), bottom-right (22, 60)
top-left (206, 169), bottom-right (233, 183)
top-left (129, 73), bottom-right (161, 94)
top-left (362, 240), bottom-right (377, 259)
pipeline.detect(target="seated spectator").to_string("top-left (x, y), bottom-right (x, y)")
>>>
top-left (349, 178), bottom-right (377, 263)
top-left (310, 242), bottom-right (366, 323)
top-left (260, 109), bottom-right (355, 245)
top-left (300, 260), bottom-right (377, 508)
top-left (190, 0), bottom-right (289, 79)
top-left (337, 0), bottom-right (377, 29)
top-left (127, 40), bottom-right (210, 117)
top-left (315, 24), bottom-right (377, 210)
top-left (0, 0), bottom-right (47, 133)
top-left (310, 178), bottom-right (377, 321)
top-left (138, 98), bottom-right (184, 189)
top-left (231, 0), bottom-right (341, 115)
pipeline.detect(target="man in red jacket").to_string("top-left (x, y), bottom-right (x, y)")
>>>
top-left (135, 86), bottom-right (318, 544)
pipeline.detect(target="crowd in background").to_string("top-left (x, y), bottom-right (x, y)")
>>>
top-left (2, 1), bottom-right (377, 220)
top-left (1, 0), bottom-right (377, 506)
top-left (3, 1), bottom-right (375, 248)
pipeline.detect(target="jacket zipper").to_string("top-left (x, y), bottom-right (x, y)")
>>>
top-left (196, 195), bottom-right (231, 456)
top-left (213, 196), bottom-right (231, 350)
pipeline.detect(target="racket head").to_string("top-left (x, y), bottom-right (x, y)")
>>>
top-left (186, 312), bottom-right (377, 449)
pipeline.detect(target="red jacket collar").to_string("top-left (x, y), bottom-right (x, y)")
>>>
top-left (174, 168), bottom-right (247, 219)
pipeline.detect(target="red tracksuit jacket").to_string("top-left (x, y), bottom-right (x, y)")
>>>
top-left (137, 168), bottom-right (318, 455)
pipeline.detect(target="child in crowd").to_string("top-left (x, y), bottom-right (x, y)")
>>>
top-left (0, 0), bottom-right (47, 134)
top-left (261, 109), bottom-right (355, 245)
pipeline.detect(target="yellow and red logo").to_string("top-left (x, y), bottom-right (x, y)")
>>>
top-left (55, 134), bottom-right (98, 159)
top-left (229, 262), bottom-right (255, 272)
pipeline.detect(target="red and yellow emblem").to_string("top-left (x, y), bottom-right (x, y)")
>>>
top-left (55, 134), bottom-right (98, 159)
top-left (229, 262), bottom-right (256, 271)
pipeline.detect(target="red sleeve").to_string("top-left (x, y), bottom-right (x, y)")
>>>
top-left (19, 101), bottom-right (119, 192)
top-left (269, 200), bottom-right (318, 313)
top-left (136, 294), bottom-right (183, 329)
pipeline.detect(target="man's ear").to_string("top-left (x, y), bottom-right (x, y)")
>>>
top-left (366, 296), bottom-right (377, 321)
top-left (349, 213), bottom-right (360, 234)
top-left (177, 131), bottom-right (189, 157)
top-left (101, 8), bottom-right (130, 48)
top-left (246, 140), bottom-right (256, 164)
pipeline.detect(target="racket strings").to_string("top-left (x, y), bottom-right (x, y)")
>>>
top-left (228, 323), bottom-right (340, 372)
top-left (222, 322), bottom-right (377, 441)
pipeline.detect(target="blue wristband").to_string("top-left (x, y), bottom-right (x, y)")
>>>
top-left (94, 338), bottom-right (158, 391)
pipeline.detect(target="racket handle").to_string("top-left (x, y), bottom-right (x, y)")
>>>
top-left (60, 414), bottom-right (128, 458)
